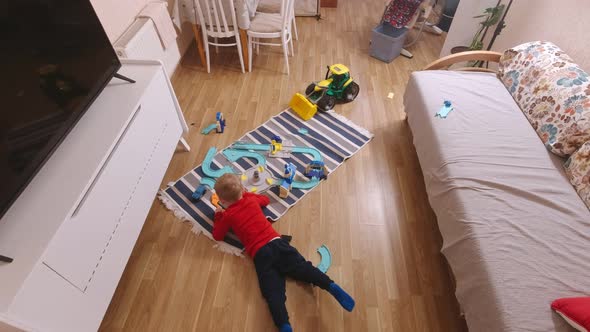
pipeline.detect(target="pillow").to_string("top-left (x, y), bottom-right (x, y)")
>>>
top-left (498, 41), bottom-right (590, 157)
top-left (551, 297), bottom-right (590, 332)
top-left (565, 141), bottom-right (590, 209)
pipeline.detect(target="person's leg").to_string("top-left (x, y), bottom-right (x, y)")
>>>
top-left (275, 240), bottom-right (355, 312)
top-left (274, 240), bottom-right (333, 289)
top-left (254, 243), bottom-right (291, 330)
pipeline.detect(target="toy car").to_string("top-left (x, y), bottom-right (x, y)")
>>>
top-left (191, 184), bottom-right (208, 200)
top-left (304, 160), bottom-right (328, 180)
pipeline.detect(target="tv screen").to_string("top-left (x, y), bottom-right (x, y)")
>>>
top-left (0, 0), bottom-right (120, 219)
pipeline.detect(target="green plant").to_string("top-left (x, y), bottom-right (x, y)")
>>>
top-left (469, 4), bottom-right (505, 51)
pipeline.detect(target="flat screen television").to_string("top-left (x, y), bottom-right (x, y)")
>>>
top-left (0, 0), bottom-right (120, 219)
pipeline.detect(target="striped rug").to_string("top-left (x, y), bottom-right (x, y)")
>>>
top-left (158, 109), bottom-right (373, 255)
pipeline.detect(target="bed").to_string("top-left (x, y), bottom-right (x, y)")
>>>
top-left (404, 61), bottom-right (590, 331)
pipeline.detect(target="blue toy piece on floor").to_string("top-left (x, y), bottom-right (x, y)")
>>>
top-left (201, 123), bottom-right (218, 134)
top-left (283, 163), bottom-right (296, 182)
top-left (216, 112), bottom-right (226, 133)
top-left (279, 163), bottom-right (296, 198)
top-left (202, 112), bottom-right (226, 134)
top-left (271, 135), bottom-right (283, 143)
top-left (192, 184), bottom-right (208, 200)
top-left (304, 160), bottom-right (328, 180)
top-left (317, 245), bottom-right (332, 273)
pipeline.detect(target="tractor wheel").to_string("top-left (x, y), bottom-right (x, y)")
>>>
top-left (305, 83), bottom-right (316, 96)
top-left (317, 95), bottom-right (336, 112)
top-left (344, 82), bottom-right (360, 102)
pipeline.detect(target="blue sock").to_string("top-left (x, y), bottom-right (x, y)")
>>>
top-left (328, 283), bottom-right (355, 312)
top-left (279, 323), bottom-right (292, 332)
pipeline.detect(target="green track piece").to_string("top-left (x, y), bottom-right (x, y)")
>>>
top-left (202, 147), bottom-right (235, 178)
top-left (317, 245), bottom-right (332, 273)
top-left (223, 149), bottom-right (266, 166)
top-left (201, 123), bottom-right (218, 134)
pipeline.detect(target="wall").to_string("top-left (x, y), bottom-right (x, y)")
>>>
top-left (491, 0), bottom-right (590, 71)
top-left (90, 0), bottom-right (194, 58)
top-left (440, 0), bottom-right (497, 57)
top-left (442, 0), bottom-right (590, 71)
top-left (90, 0), bottom-right (148, 42)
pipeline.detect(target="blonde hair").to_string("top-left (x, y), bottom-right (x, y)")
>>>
top-left (214, 173), bottom-right (243, 204)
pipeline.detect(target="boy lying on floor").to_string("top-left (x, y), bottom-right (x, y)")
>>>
top-left (212, 173), bottom-right (355, 332)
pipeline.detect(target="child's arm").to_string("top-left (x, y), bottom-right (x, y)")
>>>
top-left (212, 209), bottom-right (231, 241)
top-left (243, 192), bottom-right (270, 207)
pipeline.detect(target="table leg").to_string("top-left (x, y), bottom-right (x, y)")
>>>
top-left (191, 24), bottom-right (207, 67)
top-left (239, 29), bottom-right (250, 72)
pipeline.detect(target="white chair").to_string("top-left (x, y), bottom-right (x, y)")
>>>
top-left (193, 0), bottom-right (245, 73)
top-left (255, 0), bottom-right (298, 40)
top-left (247, 0), bottom-right (294, 74)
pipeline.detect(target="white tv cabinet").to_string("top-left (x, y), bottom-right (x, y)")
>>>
top-left (0, 60), bottom-right (189, 332)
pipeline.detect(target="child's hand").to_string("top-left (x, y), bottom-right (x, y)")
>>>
top-left (215, 206), bottom-right (225, 214)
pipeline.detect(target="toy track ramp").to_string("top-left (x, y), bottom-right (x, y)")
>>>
top-left (289, 93), bottom-right (317, 120)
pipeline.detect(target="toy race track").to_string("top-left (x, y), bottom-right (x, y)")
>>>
top-left (229, 142), bottom-right (322, 189)
top-left (223, 149), bottom-right (267, 165)
top-left (195, 142), bottom-right (323, 199)
top-left (201, 147), bottom-right (235, 178)
top-left (231, 142), bottom-right (323, 161)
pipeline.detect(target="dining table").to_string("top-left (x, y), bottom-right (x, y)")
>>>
top-left (176, 0), bottom-right (260, 71)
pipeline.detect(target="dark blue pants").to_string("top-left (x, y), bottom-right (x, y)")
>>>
top-left (253, 239), bottom-right (333, 327)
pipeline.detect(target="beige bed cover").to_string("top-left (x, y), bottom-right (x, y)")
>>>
top-left (405, 70), bottom-right (590, 332)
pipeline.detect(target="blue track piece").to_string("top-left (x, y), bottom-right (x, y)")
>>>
top-left (223, 149), bottom-right (266, 166)
top-left (201, 123), bottom-right (218, 134)
top-left (200, 177), bottom-right (216, 188)
top-left (231, 142), bottom-right (323, 161)
top-left (291, 176), bottom-right (319, 189)
top-left (202, 147), bottom-right (235, 178)
top-left (317, 245), bottom-right (332, 273)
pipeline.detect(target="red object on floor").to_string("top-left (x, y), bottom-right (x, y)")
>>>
top-left (551, 297), bottom-right (590, 331)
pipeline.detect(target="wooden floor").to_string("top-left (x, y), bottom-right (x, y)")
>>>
top-left (100, 1), bottom-right (467, 331)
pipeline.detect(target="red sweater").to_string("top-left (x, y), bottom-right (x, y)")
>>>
top-left (212, 192), bottom-right (279, 257)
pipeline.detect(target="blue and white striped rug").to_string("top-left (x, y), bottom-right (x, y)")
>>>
top-left (158, 109), bottom-right (373, 255)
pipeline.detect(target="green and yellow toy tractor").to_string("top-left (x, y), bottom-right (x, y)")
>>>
top-left (289, 64), bottom-right (360, 119)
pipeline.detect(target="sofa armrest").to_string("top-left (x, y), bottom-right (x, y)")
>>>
top-left (424, 51), bottom-right (503, 71)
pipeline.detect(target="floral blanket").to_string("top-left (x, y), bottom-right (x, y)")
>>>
top-left (498, 41), bottom-right (590, 157)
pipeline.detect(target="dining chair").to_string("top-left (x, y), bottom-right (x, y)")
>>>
top-left (247, 0), bottom-right (294, 74)
top-left (193, 0), bottom-right (245, 73)
top-left (255, 0), bottom-right (298, 40)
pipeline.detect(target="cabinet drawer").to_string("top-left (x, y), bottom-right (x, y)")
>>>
top-left (42, 72), bottom-right (182, 291)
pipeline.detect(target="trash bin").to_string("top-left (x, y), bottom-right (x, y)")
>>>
top-left (370, 23), bottom-right (408, 63)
